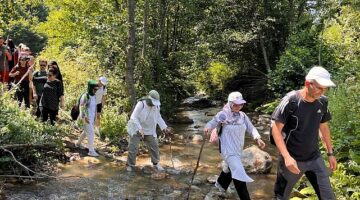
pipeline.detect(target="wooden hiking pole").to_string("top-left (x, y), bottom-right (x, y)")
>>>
top-left (186, 133), bottom-right (207, 200)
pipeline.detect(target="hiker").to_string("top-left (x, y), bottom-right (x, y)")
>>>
top-left (47, 60), bottom-right (64, 90)
top-left (32, 59), bottom-right (48, 118)
top-left (126, 90), bottom-right (172, 172)
top-left (0, 36), bottom-right (12, 89)
top-left (204, 91), bottom-right (266, 200)
top-left (94, 76), bottom-right (108, 137)
top-left (75, 80), bottom-right (99, 157)
top-left (9, 55), bottom-right (32, 108)
top-left (40, 68), bottom-right (64, 125)
top-left (271, 66), bottom-right (337, 200)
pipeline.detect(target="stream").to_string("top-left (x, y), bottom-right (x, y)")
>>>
top-left (6, 107), bottom-right (278, 200)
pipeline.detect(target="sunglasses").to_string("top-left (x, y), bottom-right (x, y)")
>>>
top-left (40, 64), bottom-right (46, 67)
top-left (47, 74), bottom-right (54, 77)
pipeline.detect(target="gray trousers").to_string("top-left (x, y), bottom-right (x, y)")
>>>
top-left (127, 134), bottom-right (160, 166)
top-left (274, 156), bottom-right (335, 200)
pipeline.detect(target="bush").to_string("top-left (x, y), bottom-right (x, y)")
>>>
top-left (0, 90), bottom-right (65, 176)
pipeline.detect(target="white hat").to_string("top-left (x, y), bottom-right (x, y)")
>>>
top-left (99, 76), bottom-right (108, 85)
top-left (148, 90), bottom-right (161, 106)
top-left (228, 91), bottom-right (246, 104)
top-left (305, 66), bottom-right (335, 87)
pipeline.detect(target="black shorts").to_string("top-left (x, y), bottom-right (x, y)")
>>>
top-left (97, 103), bottom-right (103, 113)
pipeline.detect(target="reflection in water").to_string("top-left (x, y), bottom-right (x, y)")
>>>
top-left (6, 107), bottom-right (278, 199)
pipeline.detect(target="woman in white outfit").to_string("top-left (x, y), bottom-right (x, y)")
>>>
top-left (75, 80), bottom-right (99, 157)
top-left (204, 91), bottom-right (266, 199)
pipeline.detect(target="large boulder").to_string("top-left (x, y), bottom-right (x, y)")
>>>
top-left (182, 96), bottom-right (213, 108)
top-left (242, 145), bottom-right (272, 174)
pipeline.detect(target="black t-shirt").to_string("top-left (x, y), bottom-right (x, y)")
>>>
top-left (272, 90), bottom-right (331, 161)
top-left (41, 79), bottom-right (64, 111)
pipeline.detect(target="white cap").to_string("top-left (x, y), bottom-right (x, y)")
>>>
top-left (148, 90), bottom-right (161, 106)
top-left (228, 91), bottom-right (246, 104)
top-left (305, 66), bottom-right (335, 87)
top-left (99, 76), bottom-right (108, 85)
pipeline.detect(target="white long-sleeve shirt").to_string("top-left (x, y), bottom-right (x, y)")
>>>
top-left (130, 100), bottom-right (167, 137)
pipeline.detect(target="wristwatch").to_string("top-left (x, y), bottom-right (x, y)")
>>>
top-left (327, 149), bottom-right (335, 157)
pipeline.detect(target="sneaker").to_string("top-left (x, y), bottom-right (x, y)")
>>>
top-left (153, 163), bottom-right (164, 171)
top-left (126, 166), bottom-right (133, 172)
top-left (88, 151), bottom-right (99, 157)
top-left (215, 181), bottom-right (225, 193)
top-left (75, 141), bottom-right (86, 149)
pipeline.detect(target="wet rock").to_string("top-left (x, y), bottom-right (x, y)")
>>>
top-left (263, 130), bottom-right (270, 135)
top-left (142, 165), bottom-right (157, 174)
top-left (190, 185), bottom-right (202, 191)
top-left (166, 190), bottom-right (182, 198)
top-left (191, 176), bottom-right (204, 185)
top-left (182, 96), bottom-right (213, 108)
top-left (242, 145), bottom-right (272, 174)
top-left (207, 175), bottom-right (218, 183)
top-left (173, 134), bottom-right (184, 140)
top-left (168, 115), bottom-right (194, 124)
top-left (256, 125), bottom-right (265, 131)
top-left (192, 134), bottom-right (203, 142)
top-left (161, 185), bottom-right (174, 194)
top-left (166, 168), bottom-right (181, 175)
top-left (204, 112), bottom-right (216, 116)
top-left (69, 153), bottom-right (81, 162)
top-left (151, 172), bottom-right (168, 180)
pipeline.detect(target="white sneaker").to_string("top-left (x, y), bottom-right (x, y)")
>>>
top-left (126, 166), bottom-right (133, 172)
top-left (153, 163), bottom-right (164, 171)
top-left (215, 181), bottom-right (225, 193)
top-left (75, 141), bottom-right (85, 149)
top-left (88, 151), bottom-right (99, 157)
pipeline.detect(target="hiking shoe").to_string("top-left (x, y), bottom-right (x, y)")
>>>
top-left (75, 141), bottom-right (85, 149)
top-left (153, 163), bottom-right (164, 171)
top-left (215, 181), bottom-right (225, 193)
top-left (88, 151), bottom-right (99, 157)
top-left (126, 166), bottom-right (134, 172)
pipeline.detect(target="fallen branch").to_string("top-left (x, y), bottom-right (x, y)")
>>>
top-left (1, 148), bottom-right (82, 180)
top-left (0, 143), bottom-right (56, 150)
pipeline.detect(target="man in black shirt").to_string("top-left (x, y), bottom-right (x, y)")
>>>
top-left (272, 66), bottom-right (337, 200)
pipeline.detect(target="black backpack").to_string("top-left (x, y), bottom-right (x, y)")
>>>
top-left (70, 92), bottom-right (89, 120)
top-left (269, 93), bottom-right (328, 145)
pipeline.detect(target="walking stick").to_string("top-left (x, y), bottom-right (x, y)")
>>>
top-left (186, 133), bottom-right (207, 200)
top-left (169, 136), bottom-right (175, 168)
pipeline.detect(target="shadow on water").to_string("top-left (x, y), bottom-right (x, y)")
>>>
top-left (6, 107), bottom-right (279, 200)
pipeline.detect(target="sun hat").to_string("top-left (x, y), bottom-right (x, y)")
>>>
top-left (305, 66), bottom-right (335, 87)
top-left (148, 90), bottom-right (160, 106)
top-left (228, 91), bottom-right (246, 104)
top-left (99, 76), bottom-right (108, 85)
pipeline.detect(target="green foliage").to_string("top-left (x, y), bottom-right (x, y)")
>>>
top-left (196, 61), bottom-right (235, 98)
top-left (268, 27), bottom-right (336, 98)
top-left (0, 90), bottom-right (65, 175)
top-left (255, 99), bottom-right (280, 114)
top-left (100, 107), bottom-right (128, 141)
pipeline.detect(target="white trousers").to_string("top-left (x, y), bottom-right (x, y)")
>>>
top-left (78, 123), bottom-right (95, 153)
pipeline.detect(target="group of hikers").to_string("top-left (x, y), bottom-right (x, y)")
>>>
top-left (1, 36), bottom-right (337, 199)
top-left (126, 66), bottom-right (337, 200)
top-left (0, 37), bottom-right (108, 156)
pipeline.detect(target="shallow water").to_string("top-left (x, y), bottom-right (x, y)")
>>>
top-left (6, 107), bottom-right (278, 200)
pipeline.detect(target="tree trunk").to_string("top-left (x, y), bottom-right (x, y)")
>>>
top-left (260, 33), bottom-right (271, 73)
top-left (141, 0), bottom-right (149, 58)
top-left (126, 0), bottom-right (137, 106)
